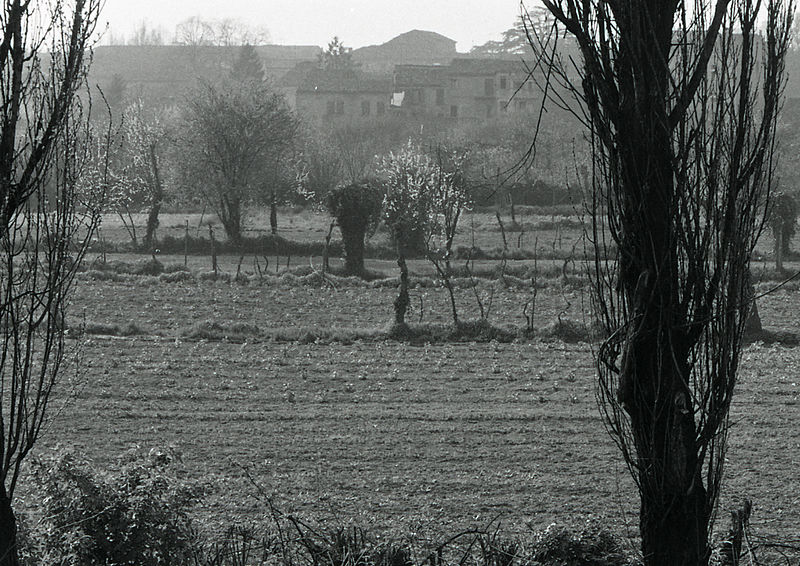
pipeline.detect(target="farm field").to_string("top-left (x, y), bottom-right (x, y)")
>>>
top-left (20, 257), bottom-right (800, 549)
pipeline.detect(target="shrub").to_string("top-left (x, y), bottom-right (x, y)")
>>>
top-left (24, 448), bottom-right (202, 566)
top-left (134, 257), bottom-right (164, 276)
top-left (181, 320), bottom-right (262, 341)
top-left (540, 318), bottom-right (599, 343)
top-left (81, 269), bottom-right (130, 282)
top-left (159, 270), bottom-right (195, 283)
top-left (387, 320), bottom-right (517, 344)
top-left (82, 322), bottom-right (147, 337)
top-left (531, 521), bottom-right (629, 566)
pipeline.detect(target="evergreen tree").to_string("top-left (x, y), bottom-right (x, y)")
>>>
top-left (318, 36), bottom-right (355, 71)
top-left (231, 43), bottom-right (265, 82)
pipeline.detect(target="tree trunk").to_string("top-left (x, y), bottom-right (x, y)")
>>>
top-left (220, 196), bottom-right (242, 245)
top-left (143, 201), bottom-right (161, 251)
top-left (270, 190), bottom-right (278, 235)
top-left (622, 288), bottom-right (711, 566)
top-left (394, 253), bottom-right (409, 325)
top-left (0, 486), bottom-right (19, 566)
top-left (640, 482), bottom-right (709, 566)
top-left (323, 220), bottom-right (335, 275)
top-left (142, 143), bottom-right (164, 252)
top-left (613, 44), bottom-right (711, 562)
top-left (341, 226), bottom-right (366, 276)
top-left (744, 271), bottom-right (762, 338)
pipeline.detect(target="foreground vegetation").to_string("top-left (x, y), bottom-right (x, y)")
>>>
top-left (8, 225), bottom-right (799, 563)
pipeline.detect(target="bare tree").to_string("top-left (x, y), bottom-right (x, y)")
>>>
top-left (128, 20), bottom-right (165, 46)
top-left (0, 1), bottom-right (103, 563)
top-left (173, 16), bottom-right (270, 46)
top-left (533, 0), bottom-right (793, 564)
top-left (173, 16), bottom-right (214, 46)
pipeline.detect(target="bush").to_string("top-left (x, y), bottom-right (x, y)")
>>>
top-left (24, 448), bottom-right (202, 566)
top-left (82, 321), bottom-right (147, 337)
top-left (159, 270), bottom-right (195, 283)
top-left (387, 320), bottom-right (517, 344)
top-left (135, 257), bottom-right (164, 276)
top-left (531, 521), bottom-right (629, 566)
top-left (181, 320), bottom-right (262, 341)
top-left (540, 318), bottom-right (599, 343)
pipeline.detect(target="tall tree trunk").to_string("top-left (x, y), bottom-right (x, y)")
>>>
top-left (0, 485), bottom-right (19, 566)
top-left (614, 24), bottom-right (711, 559)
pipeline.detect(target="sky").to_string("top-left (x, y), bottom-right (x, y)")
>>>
top-left (97, 0), bottom-right (530, 52)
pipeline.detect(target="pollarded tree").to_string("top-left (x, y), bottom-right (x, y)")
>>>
top-left (535, 0), bottom-right (792, 564)
top-left (0, 1), bottom-right (104, 563)
top-left (177, 80), bottom-right (297, 243)
top-left (325, 180), bottom-right (384, 276)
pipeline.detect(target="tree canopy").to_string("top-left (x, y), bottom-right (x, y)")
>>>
top-left (318, 36), bottom-right (356, 71)
top-left (177, 81), bottom-right (297, 242)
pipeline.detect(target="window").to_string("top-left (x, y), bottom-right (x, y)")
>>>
top-left (377, 101), bottom-right (385, 115)
top-left (335, 100), bottom-right (344, 114)
top-left (417, 89), bottom-right (425, 105)
top-left (436, 88), bottom-right (444, 105)
top-left (450, 105), bottom-right (458, 118)
top-left (326, 100), bottom-right (335, 115)
top-left (500, 77), bottom-right (507, 90)
top-left (450, 78), bottom-right (458, 88)
top-left (484, 78), bottom-right (495, 96)
top-left (361, 100), bottom-right (370, 116)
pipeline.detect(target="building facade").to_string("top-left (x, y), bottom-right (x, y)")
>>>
top-left (292, 69), bottom-right (394, 126)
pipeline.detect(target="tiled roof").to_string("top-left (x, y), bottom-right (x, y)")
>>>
top-left (393, 65), bottom-right (447, 87)
top-left (296, 69), bottom-right (393, 93)
top-left (447, 57), bottom-right (531, 76)
top-left (89, 44), bottom-right (321, 85)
